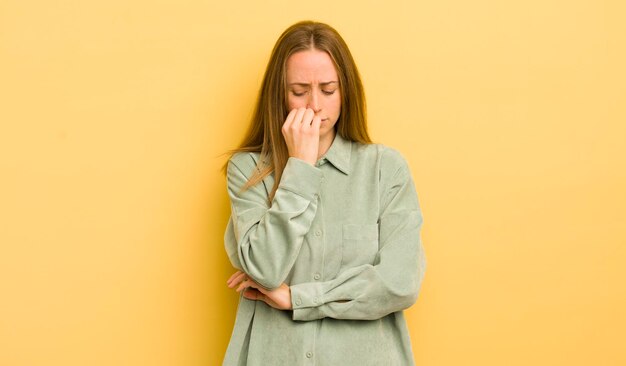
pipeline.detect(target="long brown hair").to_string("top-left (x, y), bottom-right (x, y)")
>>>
top-left (222, 20), bottom-right (372, 203)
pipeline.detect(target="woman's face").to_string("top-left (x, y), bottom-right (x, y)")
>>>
top-left (286, 49), bottom-right (341, 140)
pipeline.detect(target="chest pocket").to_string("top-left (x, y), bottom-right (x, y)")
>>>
top-left (340, 223), bottom-right (380, 269)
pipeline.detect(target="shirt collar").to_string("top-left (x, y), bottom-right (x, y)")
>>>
top-left (317, 132), bottom-right (352, 175)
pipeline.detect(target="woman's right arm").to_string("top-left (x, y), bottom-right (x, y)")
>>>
top-left (224, 154), bottom-right (323, 290)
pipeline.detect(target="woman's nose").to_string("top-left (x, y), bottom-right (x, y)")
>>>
top-left (307, 91), bottom-right (321, 113)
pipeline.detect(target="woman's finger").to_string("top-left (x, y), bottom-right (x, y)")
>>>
top-left (226, 271), bottom-right (245, 287)
top-left (311, 115), bottom-right (321, 130)
top-left (236, 278), bottom-right (259, 292)
top-left (300, 108), bottom-right (314, 127)
top-left (282, 108), bottom-right (298, 132)
top-left (292, 107), bottom-right (307, 127)
top-left (226, 270), bottom-right (242, 285)
top-left (227, 271), bottom-right (247, 288)
top-left (235, 280), bottom-right (248, 292)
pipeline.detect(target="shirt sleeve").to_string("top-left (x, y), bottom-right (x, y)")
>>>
top-left (289, 156), bottom-right (426, 321)
top-left (224, 155), bottom-right (323, 290)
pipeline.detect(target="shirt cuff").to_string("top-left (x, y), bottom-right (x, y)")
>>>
top-left (290, 281), bottom-right (325, 321)
top-left (290, 281), bottom-right (324, 308)
top-left (292, 306), bottom-right (323, 321)
top-left (278, 157), bottom-right (323, 201)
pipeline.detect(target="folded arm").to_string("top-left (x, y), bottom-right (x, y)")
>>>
top-left (224, 155), bottom-right (323, 290)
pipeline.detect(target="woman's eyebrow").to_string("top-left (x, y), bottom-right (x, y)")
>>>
top-left (288, 81), bottom-right (338, 87)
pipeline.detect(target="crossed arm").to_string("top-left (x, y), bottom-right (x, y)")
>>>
top-left (224, 150), bottom-right (425, 321)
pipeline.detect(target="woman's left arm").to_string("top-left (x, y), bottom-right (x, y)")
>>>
top-left (289, 156), bottom-right (427, 321)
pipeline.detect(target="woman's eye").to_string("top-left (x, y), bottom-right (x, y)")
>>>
top-left (291, 89), bottom-right (335, 96)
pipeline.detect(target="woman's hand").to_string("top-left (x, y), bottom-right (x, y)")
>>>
top-left (282, 107), bottom-right (321, 166)
top-left (226, 270), bottom-right (293, 310)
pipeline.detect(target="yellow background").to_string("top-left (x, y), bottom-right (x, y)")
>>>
top-left (1, 1), bottom-right (625, 365)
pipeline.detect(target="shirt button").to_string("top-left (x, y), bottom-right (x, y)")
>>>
top-left (313, 273), bottom-right (321, 280)
top-left (295, 298), bottom-right (302, 306)
top-left (314, 230), bottom-right (322, 237)
top-left (313, 297), bottom-right (319, 304)
top-left (306, 352), bottom-right (313, 358)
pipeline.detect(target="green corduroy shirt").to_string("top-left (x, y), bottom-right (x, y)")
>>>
top-left (223, 132), bottom-right (426, 365)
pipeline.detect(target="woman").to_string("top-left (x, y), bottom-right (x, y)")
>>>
top-left (222, 20), bottom-right (426, 365)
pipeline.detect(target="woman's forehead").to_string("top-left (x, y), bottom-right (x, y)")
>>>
top-left (286, 49), bottom-right (338, 82)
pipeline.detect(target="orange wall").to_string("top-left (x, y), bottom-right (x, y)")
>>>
top-left (1, 1), bottom-right (625, 365)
